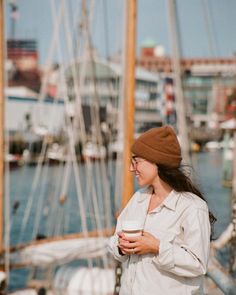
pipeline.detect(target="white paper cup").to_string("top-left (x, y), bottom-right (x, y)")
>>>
top-left (122, 220), bottom-right (143, 237)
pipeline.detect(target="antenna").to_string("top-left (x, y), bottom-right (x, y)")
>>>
top-left (9, 0), bottom-right (19, 39)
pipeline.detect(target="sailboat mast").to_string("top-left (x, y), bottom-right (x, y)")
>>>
top-left (0, 0), bottom-right (5, 254)
top-left (122, 0), bottom-right (137, 208)
top-left (167, 0), bottom-right (190, 164)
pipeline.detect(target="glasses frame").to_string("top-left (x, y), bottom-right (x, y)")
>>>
top-left (130, 156), bottom-right (146, 169)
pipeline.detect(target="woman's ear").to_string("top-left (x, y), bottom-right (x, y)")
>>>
top-left (155, 164), bottom-right (159, 174)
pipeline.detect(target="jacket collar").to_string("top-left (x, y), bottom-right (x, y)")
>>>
top-left (137, 187), bottom-right (180, 211)
top-left (162, 190), bottom-right (180, 211)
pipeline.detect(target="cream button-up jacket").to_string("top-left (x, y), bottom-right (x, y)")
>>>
top-left (108, 188), bottom-right (211, 295)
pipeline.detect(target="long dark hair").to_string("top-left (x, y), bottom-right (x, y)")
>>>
top-left (157, 164), bottom-right (216, 236)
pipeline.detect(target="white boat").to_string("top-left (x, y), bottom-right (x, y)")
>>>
top-left (47, 143), bottom-right (67, 162)
top-left (205, 141), bottom-right (221, 150)
top-left (5, 153), bottom-right (22, 167)
top-left (220, 118), bottom-right (236, 130)
top-left (82, 142), bottom-right (106, 160)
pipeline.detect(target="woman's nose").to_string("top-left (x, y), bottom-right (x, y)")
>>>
top-left (129, 163), bottom-right (135, 172)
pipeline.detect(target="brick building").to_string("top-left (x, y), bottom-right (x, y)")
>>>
top-left (137, 41), bottom-right (236, 126)
top-left (7, 39), bottom-right (41, 92)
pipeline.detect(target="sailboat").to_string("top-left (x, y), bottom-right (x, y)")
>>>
top-left (0, 0), bottom-right (137, 294)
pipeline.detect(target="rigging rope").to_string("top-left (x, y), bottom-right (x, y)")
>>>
top-left (83, 2), bottom-right (113, 229)
top-left (15, 0), bottom-right (116, 275)
top-left (18, 0), bottom-right (65, 243)
top-left (45, 162), bottom-right (65, 237)
top-left (114, 0), bottom-right (127, 213)
top-left (65, 0), bottom-right (113, 236)
top-left (54, 0), bottom-right (89, 237)
top-left (201, 0), bottom-right (219, 57)
top-left (32, 164), bottom-right (50, 239)
top-left (18, 141), bottom-right (47, 243)
top-left (81, 0), bottom-right (110, 267)
top-left (48, 0), bottom-right (95, 271)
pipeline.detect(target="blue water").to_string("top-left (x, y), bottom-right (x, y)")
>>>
top-left (192, 151), bottom-right (232, 238)
top-left (8, 151), bottom-right (233, 290)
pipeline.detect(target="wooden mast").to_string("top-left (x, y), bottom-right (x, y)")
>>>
top-left (167, 0), bottom-right (190, 164)
top-left (0, 0), bottom-right (5, 256)
top-left (122, 0), bottom-right (137, 208)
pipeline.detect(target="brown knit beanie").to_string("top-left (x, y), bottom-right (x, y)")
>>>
top-left (131, 125), bottom-right (182, 168)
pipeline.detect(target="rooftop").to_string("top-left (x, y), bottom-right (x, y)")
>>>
top-left (141, 38), bottom-right (157, 48)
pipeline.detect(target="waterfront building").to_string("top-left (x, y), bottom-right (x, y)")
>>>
top-left (137, 40), bottom-right (236, 128)
top-left (5, 87), bottom-right (64, 135)
top-left (50, 58), bottom-right (162, 133)
top-left (6, 59), bottom-right (162, 139)
top-left (6, 39), bottom-right (41, 92)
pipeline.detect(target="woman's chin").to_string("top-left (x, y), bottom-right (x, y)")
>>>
top-left (137, 178), bottom-right (152, 187)
top-left (137, 179), bottom-right (146, 187)
top-left (136, 175), bottom-right (149, 187)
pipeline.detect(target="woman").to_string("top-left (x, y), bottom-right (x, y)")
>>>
top-left (108, 125), bottom-right (215, 295)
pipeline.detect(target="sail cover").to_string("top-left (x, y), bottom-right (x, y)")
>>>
top-left (54, 266), bottom-right (115, 294)
top-left (11, 237), bottom-right (109, 267)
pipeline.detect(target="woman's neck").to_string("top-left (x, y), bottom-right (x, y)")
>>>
top-left (151, 179), bottom-right (172, 202)
top-left (147, 183), bottom-right (172, 213)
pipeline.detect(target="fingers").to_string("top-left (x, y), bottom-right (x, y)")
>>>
top-left (123, 247), bottom-right (138, 255)
top-left (118, 231), bottom-right (159, 255)
top-left (121, 241), bottom-right (138, 249)
top-left (124, 235), bottom-right (141, 243)
top-left (117, 232), bottom-right (127, 245)
top-left (117, 231), bottom-right (154, 255)
top-left (118, 235), bottom-right (139, 255)
top-left (121, 247), bottom-right (139, 256)
top-left (117, 231), bottom-right (125, 238)
top-left (117, 232), bottom-right (131, 253)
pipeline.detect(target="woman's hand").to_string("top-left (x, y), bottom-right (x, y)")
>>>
top-left (117, 232), bottom-right (127, 255)
top-left (117, 231), bottom-right (160, 255)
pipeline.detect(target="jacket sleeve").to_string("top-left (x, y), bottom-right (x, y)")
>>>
top-left (107, 195), bottom-right (135, 263)
top-left (108, 234), bottom-right (129, 263)
top-left (152, 204), bottom-right (211, 277)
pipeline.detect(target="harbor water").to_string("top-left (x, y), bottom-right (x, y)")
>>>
top-left (8, 150), bottom-right (233, 290)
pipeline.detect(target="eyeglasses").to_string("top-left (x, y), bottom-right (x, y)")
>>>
top-left (130, 156), bottom-right (146, 169)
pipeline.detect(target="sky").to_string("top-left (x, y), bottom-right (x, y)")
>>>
top-left (4, 0), bottom-right (236, 65)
